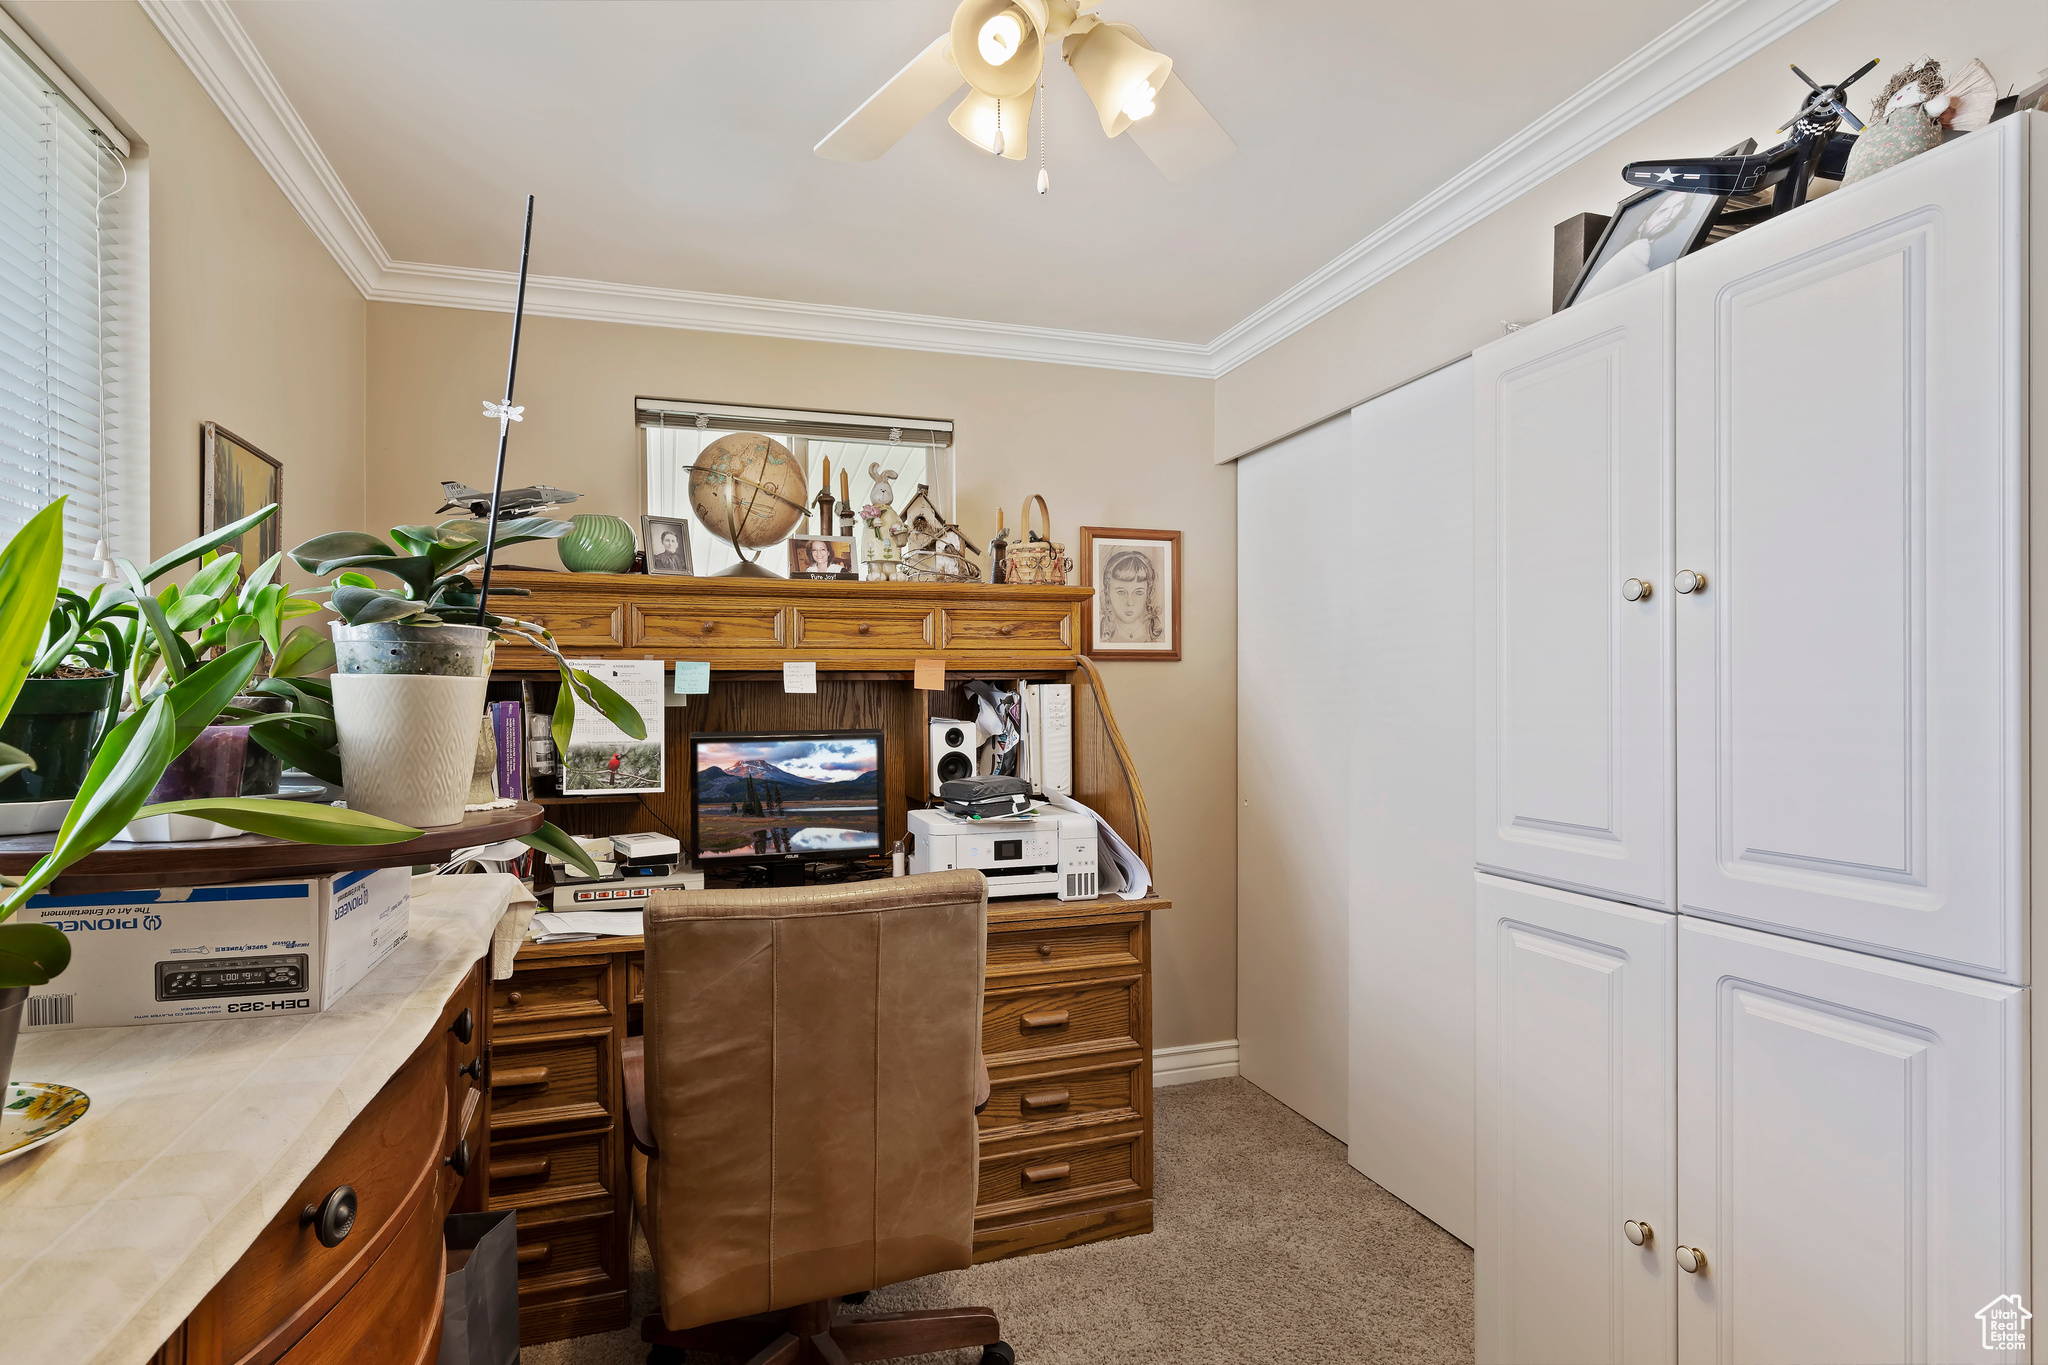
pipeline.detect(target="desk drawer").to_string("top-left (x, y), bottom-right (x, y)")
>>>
top-left (976, 1133), bottom-right (1141, 1218)
top-left (489, 1029), bottom-right (613, 1133)
top-left (983, 977), bottom-right (1139, 1060)
top-left (515, 1211), bottom-right (620, 1298)
top-left (941, 606), bottom-right (1073, 652)
top-left (631, 602), bottom-right (786, 649)
top-left (789, 606), bottom-right (934, 650)
top-left (496, 959), bottom-right (611, 1031)
top-left (488, 1128), bottom-right (613, 1210)
top-left (987, 920), bottom-right (1142, 978)
top-left (276, 1182), bottom-right (446, 1365)
top-left (520, 600), bottom-right (627, 650)
top-left (214, 1034), bottom-right (447, 1362)
top-left (978, 1059), bottom-right (1139, 1134)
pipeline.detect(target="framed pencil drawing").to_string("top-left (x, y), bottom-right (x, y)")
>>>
top-left (1080, 526), bottom-right (1181, 662)
top-left (200, 423), bottom-right (282, 564)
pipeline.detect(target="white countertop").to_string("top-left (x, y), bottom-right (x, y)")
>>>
top-left (0, 873), bottom-right (536, 1365)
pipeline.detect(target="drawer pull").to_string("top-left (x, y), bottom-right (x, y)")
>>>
top-left (446, 1139), bottom-right (471, 1178)
top-left (516, 1242), bottom-right (550, 1265)
top-left (1023, 1162), bottom-right (1071, 1183)
top-left (857, 623), bottom-right (871, 635)
top-left (491, 1156), bottom-right (551, 1181)
top-left (506, 991), bottom-right (522, 1006)
top-left (1021, 1089), bottom-right (1071, 1110)
top-left (459, 1053), bottom-right (487, 1085)
top-left (494, 1064), bottom-right (550, 1089)
top-left (1036, 943), bottom-right (1054, 958)
top-left (449, 1007), bottom-right (474, 1044)
top-left (1022, 1011), bottom-right (1070, 1029)
top-left (700, 621), bottom-right (716, 634)
top-left (999, 623), bottom-right (1017, 636)
top-left (299, 1185), bottom-right (357, 1249)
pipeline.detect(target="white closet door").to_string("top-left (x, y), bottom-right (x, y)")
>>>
top-left (1673, 122), bottom-right (2025, 982)
top-left (1476, 874), bottom-right (1676, 1365)
top-left (1475, 269), bottom-right (1674, 910)
top-left (1676, 917), bottom-right (2026, 1365)
top-left (1349, 359), bottom-right (1476, 1243)
top-left (1239, 413), bottom-right (1353, 1139)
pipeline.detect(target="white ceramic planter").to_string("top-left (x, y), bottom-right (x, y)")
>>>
top-left (331, 672), bottom-right (491, 828)
top-left (0, 800), bottom-right (69, 836)
top-left (112, 813), bottom-right (242, 843)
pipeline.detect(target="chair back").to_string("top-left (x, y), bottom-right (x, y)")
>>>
top-left (639, 870), bottom-right (988, 1329)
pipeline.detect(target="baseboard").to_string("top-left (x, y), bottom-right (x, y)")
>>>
top-left (1153, 1039), bottom-right (1240, 1086)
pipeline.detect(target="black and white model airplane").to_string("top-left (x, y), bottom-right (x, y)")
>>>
top-left (436, 480), bottom-right (582, 520)
top-left (1619, 60), bottom-right (1879, 217)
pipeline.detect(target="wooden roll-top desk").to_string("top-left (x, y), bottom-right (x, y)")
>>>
top-left (482, 572), bottom-right (1170, 1344)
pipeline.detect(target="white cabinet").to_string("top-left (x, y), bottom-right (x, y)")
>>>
top-left (1475, 270), bottom-right (1675, 910)
top-left (1673, 123), bottom-right (2025, 981)
top-left (1676, 917), bottom-right (2027, 1365)
top-left (1476, 874), bottom-right (1676, 1365)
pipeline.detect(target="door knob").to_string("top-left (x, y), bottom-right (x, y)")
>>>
top-left (1674, 569), bottom-right (1707, 595)
top-left (1675, 1245), bottom-right (1707, 1274)
top-left (1622, 578), bottom-right (1651, 602)
top-left (1623, 1219), bottom-right (1653, 1246)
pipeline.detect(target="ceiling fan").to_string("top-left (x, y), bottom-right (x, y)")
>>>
top-left (813, 0), bottom-right (1236, 185)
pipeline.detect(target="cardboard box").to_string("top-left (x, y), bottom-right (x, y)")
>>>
top-left (19, 867), bottom-right (410, 1030)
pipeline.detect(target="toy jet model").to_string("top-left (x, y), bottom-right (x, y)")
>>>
top-left (436, 480), bottom-right (581, 520)
top-left (1619, 60), bottom-right (1878, 217)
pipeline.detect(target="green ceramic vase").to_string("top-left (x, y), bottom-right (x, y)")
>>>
top-left (558, 513), bottom-right (638, 573)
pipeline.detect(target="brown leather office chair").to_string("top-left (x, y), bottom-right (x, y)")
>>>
top-left (624, 870), bottom-right (1013, 1365)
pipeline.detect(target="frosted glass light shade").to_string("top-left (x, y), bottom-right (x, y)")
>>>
top-left (949, 0), bottom-right (1046, 99)
top-left (948, 86), bottom-right (1033, 159)
top-left (1066, 21), bottom-right (1171, 137)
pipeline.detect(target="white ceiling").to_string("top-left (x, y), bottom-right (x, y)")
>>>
top-left (222, 0), bottom-right (1708, 348)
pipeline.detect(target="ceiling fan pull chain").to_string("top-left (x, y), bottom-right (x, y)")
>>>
top-left (1037, 73), bottom-right (1049, 194)
top-left (992, 98), bottom-right (1005, 157)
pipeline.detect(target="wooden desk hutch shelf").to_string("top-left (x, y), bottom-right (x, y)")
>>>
top-left (487, 572), bottom-right (1170, 1344)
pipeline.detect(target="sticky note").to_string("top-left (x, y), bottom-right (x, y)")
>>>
top-left (783, 661), bottom-right (817, 694)
top-left (913, 658), bottom-right (946, 691)
top-left (674, 661), bottom-right (710, 695)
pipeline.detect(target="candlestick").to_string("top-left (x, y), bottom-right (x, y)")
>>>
top-left (840, 468), bottom-right (851, 505)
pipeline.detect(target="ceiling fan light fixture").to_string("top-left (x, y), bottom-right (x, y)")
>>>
top-left (1065, 20), bottom-right (1171, 137)
top-left (951, 0), bottom-right (1046, 99)
top-left (948, 86), bottom-right (1033, 160)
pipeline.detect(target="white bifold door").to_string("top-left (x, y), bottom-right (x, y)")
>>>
top-left (1675, 916), bottom-right (2026, 1365)
top-left (1673, 121), bottom-right (2025, 981)
top-left (1476, 874), bottom-right (1676, 1365)
top-left (1475, 269), bottom-right (1673, 910)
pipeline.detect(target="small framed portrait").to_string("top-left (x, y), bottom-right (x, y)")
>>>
top-left (641, 515), bottom-right (694, 576)
top-left (200, 423), bottom-right (282, 564)
top-left (1563, 139), bottom-right (1754, 308)
top-left (1080, 527), bottom-right (1181, 662)
top-left (787, 535), bottom-right (856, 580)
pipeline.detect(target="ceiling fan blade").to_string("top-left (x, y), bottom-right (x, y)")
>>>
top-left (1125, 73), bottom-right (1236, 183)
top-left (814, 33), bottom-right (965, 161)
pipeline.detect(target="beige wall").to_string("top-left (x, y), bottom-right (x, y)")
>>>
top-left (366, 303), bottom-right (1237, 1050)
top-left (13, 0), bottom-right (366, 571)
top-left (1214, 0), bottom-right (2048, 461)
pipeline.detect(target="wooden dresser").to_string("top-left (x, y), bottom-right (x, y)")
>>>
top-left (485, 572), bottom-right (1166, 1345)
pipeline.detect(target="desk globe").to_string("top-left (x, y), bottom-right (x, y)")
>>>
top-left (686, 432), bottom-right (808, 577)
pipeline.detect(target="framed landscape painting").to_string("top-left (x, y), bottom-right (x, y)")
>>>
top-left (200, 423), bottom-right (282, 564)
top-left (1080, 526), bottom-right (1182, 662)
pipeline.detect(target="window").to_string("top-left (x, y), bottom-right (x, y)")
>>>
top-left (0, 22), bottom-right (138, 585)
top-left (639, 400), bottom-right (954, 577)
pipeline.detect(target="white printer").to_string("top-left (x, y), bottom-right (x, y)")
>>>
top-left (906, 806), bottom-right (1098, 901)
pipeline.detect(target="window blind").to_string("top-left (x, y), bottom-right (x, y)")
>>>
top-left (0, 31), bottom-right (127, 584)
top-left (635, 398), bottom-right (953, 448)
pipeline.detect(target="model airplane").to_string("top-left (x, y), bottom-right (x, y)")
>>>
top-left (436, 480), bottom-right (581, 520)
top-left (1619, 60), bottom-right (1878, 216)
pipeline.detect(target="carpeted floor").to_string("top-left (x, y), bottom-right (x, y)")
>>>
top-left (526, 1076), bottom-right (1473, 1365)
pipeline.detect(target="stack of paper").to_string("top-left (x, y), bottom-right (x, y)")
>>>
top-left (1049, 793), bottom-right (1150, 900)
top-left (531, 909), bottom-right (644, 942)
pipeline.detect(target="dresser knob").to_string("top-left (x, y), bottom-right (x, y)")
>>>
top-left (507, 991), bottom-right (521, 1006)
top-left (1674, 569), bottom-right (1707, 595)
top-left (446, 1139), bottom-right (471, 1178)
top-left (999, 623), bottom-right (1017, 636)
top-left (1675, 1245), bottom-right (1707, 1275)
top-left (1622, 578), bottom-right (1651, 603)
top-left (300, 1185), bottom-right (357, 1248)
top-left (857, 623), bottom-right (871, 635)
top-left (448, 1007), bottom-right (474, 1044)
top-left (1624, 1219), bottom-right (1652, 1246)
top-left (1036, 943), bottom-right (1054, 958)
top-left (700, 621), bottom-right (716, 634)
top-left (459, 1053), bottom-right (487, 1085)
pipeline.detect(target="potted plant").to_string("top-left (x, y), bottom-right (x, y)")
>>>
top-left (0, 499), bottom-right (426, 1085)
top-left (0, 584), bottom-right (135, 833)
top-left (292, 517), bottom-right (647, 829)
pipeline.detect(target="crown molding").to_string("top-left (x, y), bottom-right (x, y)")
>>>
top-left (144, 0), bottom-right (1835, 380)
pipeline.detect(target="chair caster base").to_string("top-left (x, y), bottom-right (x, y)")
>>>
top-left (981, 1343), bottom-right (1016, 1364)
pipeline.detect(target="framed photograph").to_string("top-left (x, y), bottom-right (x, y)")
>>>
top-left (787, 535), bottom-right (856, 580)
top-left (200, 423), bottom-right (282, 564)
top-left (1561, 140), bottom-right (1753, 308)
top-left (1080, 527), bottom-right (1181, 662)
top-left (641, 515), bottom-right (694, 576)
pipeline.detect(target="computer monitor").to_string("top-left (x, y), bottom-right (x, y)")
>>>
top-left (689, 730), bottom-right (884, 871)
